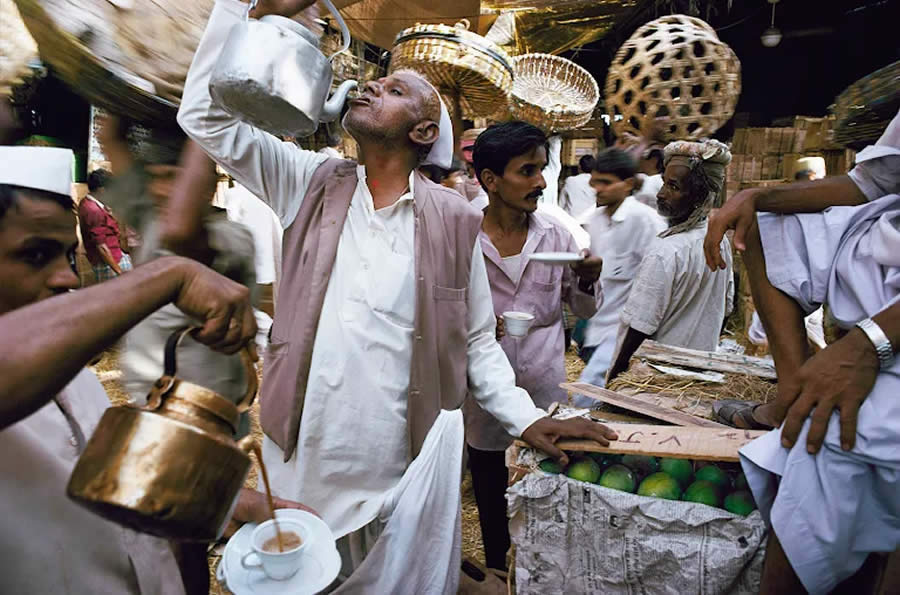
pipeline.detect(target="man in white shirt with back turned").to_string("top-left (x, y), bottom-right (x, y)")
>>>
top-left (179, 0), bottom-right (617, 591)
top-left (577, 149), bottom-right (665, 395)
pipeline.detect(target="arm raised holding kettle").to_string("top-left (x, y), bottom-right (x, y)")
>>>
top-left (0, 257), bottom-right (257, 430)
top-left (178, 0), bottom-right (331, 229)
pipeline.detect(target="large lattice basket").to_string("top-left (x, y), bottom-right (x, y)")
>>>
top-left (832, 60), bottom-right (899, 150)
top-left (605, 14), bottom-right (741, 141)
top-left (507, 53), bottom-right (599, 133)
top-left (389, 21), bottom-right (513, 119)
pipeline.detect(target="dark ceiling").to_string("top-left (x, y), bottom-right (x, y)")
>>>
top-left (565, 0), bottom-right (899, 125)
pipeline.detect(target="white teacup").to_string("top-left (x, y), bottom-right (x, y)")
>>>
top-left (241, 518), bottom-right (310, 580)
top-left (502, 311), bottom-right (535, 338)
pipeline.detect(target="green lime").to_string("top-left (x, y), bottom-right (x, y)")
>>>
top-left (565, 456), bottom-right (602, 484)
top-left (734, 472), bottom-right (749, 491)
top-left (598, 464), bottom-right (637, 493)
top-left (682, 480), bottom-right (722, 507)
top-left (621, 455), bottom-right (660, 476)
top-left (660, 458), bottom-right (694, 488)
top-left (724, 491), bottom-right (757, 516)
top-left (695, 465), bottom-right (731, 491)
top-left (637, 472), bottom-right (682, 500)
top-left (539, 459), bottom-right (564, 474)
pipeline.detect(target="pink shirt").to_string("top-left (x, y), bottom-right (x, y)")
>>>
top-left (464, 211), bottom-right (601, 450)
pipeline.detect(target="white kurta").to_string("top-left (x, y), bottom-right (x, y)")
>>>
top-left (560, 172), bottom-right (595, 219)
top-left (614, 220), bottom-right (734, 356)
top-left (739, 111), bottom-right (900, 594)
top-left (180, 0), bottom-right (545, 543)
top-left (577, 197), bottom-right (666, 390)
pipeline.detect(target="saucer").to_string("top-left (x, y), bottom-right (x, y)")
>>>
top-left (218, 509), bottom-right (341, 595)
top-left (528, 251), bottom-right (584, 265)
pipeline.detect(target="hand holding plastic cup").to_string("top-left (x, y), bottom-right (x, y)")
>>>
top-left (502, 311), bottom-right (535, 338)
top-left (241, 518), bottom-right (310, 580)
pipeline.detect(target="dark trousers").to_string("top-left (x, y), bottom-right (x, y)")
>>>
top-left (467, 445), bottom-right (510, 571)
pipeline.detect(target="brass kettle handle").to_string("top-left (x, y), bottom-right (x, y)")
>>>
top-left (162, 327), bottom-right (259, 413)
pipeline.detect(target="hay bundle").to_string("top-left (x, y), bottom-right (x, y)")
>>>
top-left (605, 14), bottom-right (741, 142)
top-left (607, 363), bottom-right (777, 412)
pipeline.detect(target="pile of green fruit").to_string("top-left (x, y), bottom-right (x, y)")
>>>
top-left (538, 453), bottom-right (756, 516)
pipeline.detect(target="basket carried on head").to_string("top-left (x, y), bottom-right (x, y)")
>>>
top-left (832, 60), bottom-right (899, 151)
top-left (13, 0), bottom-right (214, 124)
top-left (1, 0), bottom-right (38, 97)
top-left (605, 14), bottom-right (741, 142)
top-left (389, 21), bottom-right (513, 119)
top-left (507, 53), bottom-right (599, 133)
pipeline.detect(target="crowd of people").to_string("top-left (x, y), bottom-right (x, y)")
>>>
top-left (0, 0), bottom-right (897, 593)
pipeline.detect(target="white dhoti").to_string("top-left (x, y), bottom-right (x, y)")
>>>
top-left (739, 194), bottom-right (900, 594)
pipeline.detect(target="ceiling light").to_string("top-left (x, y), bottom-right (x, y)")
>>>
top-left (761, 0), bottom-right (782, 48)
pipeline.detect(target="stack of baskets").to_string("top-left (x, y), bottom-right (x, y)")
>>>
top-left (390, 22), bottom-right (599, 132)
top-left (390, 21), bottom-right (515, 119)
top-left (832, 60), bottom-right (899, 150)
top-left (604, 14), bottom-right (741, 142)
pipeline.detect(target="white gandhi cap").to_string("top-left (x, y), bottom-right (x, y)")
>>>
top-left (0, 146), bottom-right (74, 196)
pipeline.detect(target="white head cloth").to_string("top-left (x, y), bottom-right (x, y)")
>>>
top-left (413, 75), bottom-right (454, 170)
top-left (0, 146), bottom-right (73, 196)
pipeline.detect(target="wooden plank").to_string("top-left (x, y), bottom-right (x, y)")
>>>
top-left (635, 341), bottom-right (777, 380)
top-left (562, 383), bottom-right (728, 428)
top-left (515, 423), bottom-right (767, 462)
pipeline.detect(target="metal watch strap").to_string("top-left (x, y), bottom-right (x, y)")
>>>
top-left (856, 318), bottom-right (895, 369)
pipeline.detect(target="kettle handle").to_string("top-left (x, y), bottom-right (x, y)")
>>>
top-left (245, 0), bottom-right (351, 60)
top-left (163, 327), bottom-right (259, 413)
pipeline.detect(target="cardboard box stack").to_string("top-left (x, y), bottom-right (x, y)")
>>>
top-left (725, 116), bottom-right (855, 201)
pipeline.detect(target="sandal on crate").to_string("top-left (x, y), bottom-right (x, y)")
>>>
top-left (712, 400), bottom-right (775, 430)
top-left (459, 558), bottom-right (507, 595)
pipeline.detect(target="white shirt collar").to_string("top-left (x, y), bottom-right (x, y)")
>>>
top-left (356, 165), bottom-right (416, 216)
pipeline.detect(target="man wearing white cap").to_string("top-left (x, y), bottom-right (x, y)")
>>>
top-left (0, 146), bottom-right (278, 593)
top-left (179, 0), bottom-right (617, 590)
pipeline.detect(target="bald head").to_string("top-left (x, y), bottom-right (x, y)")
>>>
top-left (343, 70), bottom-right (444, 163)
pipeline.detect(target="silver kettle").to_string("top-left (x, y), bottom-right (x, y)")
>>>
top-left (209, 0), bottom-right (358, 138)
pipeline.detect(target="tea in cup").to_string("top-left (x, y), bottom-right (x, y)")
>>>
top-left (502, 311), bottom-right (535, 338)
top-left (241, 518), bottom-right (309, 580)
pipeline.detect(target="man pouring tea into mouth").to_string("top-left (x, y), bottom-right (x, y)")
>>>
top-left (179, 0), bottom-right (618, 590)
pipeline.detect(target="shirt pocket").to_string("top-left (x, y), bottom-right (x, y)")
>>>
top-left (433, 284), bottom-right (468, 360)
top-left (522, 280), bottom-right (561, 327)
top-left (602, 252), bottom-right (643, 282)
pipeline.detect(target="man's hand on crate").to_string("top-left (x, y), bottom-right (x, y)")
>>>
top-left (521, 417), bottom-right (618, 466)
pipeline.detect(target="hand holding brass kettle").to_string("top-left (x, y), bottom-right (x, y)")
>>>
top-left (209, 0), bottom-right (358, 138)
top-left (68, 328), bottom-right (260, 542)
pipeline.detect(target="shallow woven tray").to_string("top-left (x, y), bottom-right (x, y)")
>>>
top-left (605, 14), bottom-right (741, 142)
top-left (14, 0), bottom-right (186, 123)
top-left (389, 22), bottom-right (513, 119)
top-left (508, 53), bottom-right (598, 133)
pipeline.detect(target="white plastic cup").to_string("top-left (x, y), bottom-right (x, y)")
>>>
top-left (502, 311), bottom-right (535, 338)
top-left (240, 518), bottom-right (309, 580)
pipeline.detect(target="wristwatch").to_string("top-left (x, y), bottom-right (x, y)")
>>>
top-left (855, 318), bottom-right (895, 369)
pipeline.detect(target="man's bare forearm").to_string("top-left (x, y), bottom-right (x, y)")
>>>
top-left (97, 243), bottom-right (122, 274)
top-left (607, 327), bottom-right (649, 383)
top-left (755, 175), bottom-right (866, 213)
top-left (0, 257), bottom-right (188, 429)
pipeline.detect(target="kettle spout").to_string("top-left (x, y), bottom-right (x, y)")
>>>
top-left (321, 80), bottom-right (358, 123)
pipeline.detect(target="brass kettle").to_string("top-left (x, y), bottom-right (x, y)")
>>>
top-left (67, 328), bottom-right (258, 542)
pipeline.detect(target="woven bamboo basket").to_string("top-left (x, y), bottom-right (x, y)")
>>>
top-left (605, 14), bottom-right (741, 142)
top-left (832, 60), bottom-right (899, 151)
top-left (507, 53), bottom-right (599, 133)
top-left (389, 21), bottom-right (514, 119)
top-left (1, 0), bottom-right (38, 97)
